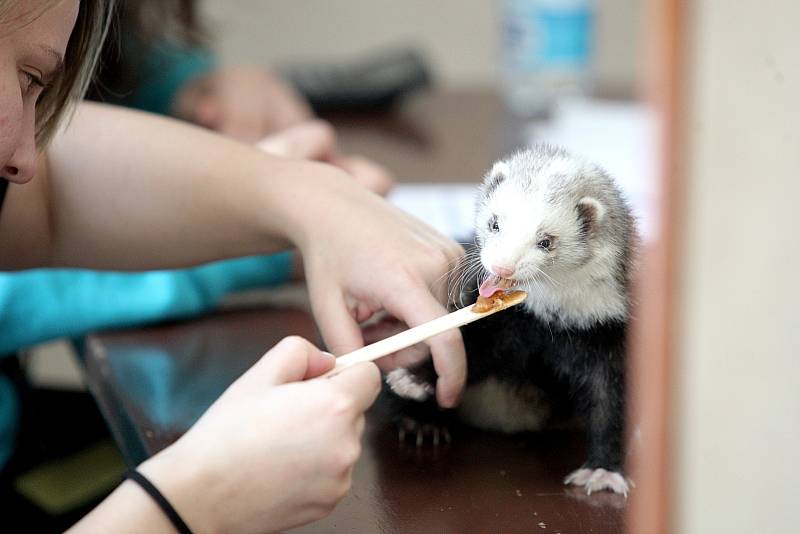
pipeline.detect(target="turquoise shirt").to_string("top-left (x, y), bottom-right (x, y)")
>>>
top-left (0, 253), bottom-right (293, 468)
top-left (128, 40), bottom-right (216, 116)
top-left (0, 254), bottom-right (293, 355)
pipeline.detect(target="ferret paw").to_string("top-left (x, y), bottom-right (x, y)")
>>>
top-left (385, 369), bottom-right (435, 401)
top-left (397, 416), bottom-right (452, 448)
top-left (564, 467), bottom-right (632, 497)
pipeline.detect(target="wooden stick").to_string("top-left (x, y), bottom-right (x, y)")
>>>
top-left (324, 290), bottom-right (527, 376)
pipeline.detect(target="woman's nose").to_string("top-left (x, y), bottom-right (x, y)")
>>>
top-left (1, 120), bottom-right (36, 184)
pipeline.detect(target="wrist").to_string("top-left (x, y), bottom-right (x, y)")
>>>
top-left (138, 442), bottom-right (220, 534)
top-left (255, 158), bottom-right (362, 252)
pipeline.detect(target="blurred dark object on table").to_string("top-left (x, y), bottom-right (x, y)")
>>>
top-left (284, 48), bottom-right (432, 114)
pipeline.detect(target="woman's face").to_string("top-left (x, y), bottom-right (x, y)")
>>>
top-left (0, 0), bottom-right (78, 184)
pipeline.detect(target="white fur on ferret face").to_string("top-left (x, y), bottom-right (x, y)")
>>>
top-left (478, 178), bottom-right (590, 278)
top-left (475, 148), bottom-right (633, 327)
top-left (477, 157), bottom-right (594, 282)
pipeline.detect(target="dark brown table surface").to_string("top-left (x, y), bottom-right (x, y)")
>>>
top-left (83, 89), bottom-right (626, 533)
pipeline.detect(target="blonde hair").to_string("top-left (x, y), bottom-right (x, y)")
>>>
top-left (0, 1), bottom-right (114, 146)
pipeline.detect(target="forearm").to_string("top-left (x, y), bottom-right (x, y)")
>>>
top-left (4, 102), bottom-right (338, 270)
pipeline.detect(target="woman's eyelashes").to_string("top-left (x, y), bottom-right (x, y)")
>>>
top-left (19, 70), bottom-right (46, 97)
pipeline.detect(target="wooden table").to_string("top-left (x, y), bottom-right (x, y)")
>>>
top-left (83, 89), bottom-right (625, 533)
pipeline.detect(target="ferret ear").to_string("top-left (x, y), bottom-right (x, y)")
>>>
top-left (577, 197), bottom-right (606, 236)
top-left (483, 161), bottom-right (509, 194)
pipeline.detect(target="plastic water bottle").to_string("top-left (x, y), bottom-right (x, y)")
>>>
top-left (500, 0), bottom-right (594, 117)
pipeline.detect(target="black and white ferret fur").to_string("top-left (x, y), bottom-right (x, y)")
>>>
top-left (386, 145), bottom-right (637, 496)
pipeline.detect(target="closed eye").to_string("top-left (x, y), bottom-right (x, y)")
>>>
top-left (19, 70), bottom-right (46, 96)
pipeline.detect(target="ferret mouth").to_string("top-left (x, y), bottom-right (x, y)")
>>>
top-left (478, 275), bottom-right (517, 298)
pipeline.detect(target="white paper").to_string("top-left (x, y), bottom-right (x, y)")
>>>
top-left (387, 183), bottom-right (479, 242)
top-left (388, 98), bottom-right (660, 243)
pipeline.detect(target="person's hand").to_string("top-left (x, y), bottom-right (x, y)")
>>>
top-left (139, 337), bottom-right (381, 534)
top-left (173, 65), bottom-right (312, 142)
top-left (175, 63), bottom-right (394, 195)
top-left (289, 173), bottom-right (466, 407)
top-left (257, 120), bottom-right (394, 196)
top-left (257, 120), bottom-right (337, 161)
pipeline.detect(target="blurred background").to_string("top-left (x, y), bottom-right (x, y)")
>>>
top-left (201, 0), bottom-right (642, 95)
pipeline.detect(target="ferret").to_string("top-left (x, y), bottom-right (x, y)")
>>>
top-left (386, 144), bottom-right (637, 496)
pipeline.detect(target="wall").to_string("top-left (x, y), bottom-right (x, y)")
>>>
top-left (200, 0), bottom-right (643, 93)
top-left (674, 0), bottom-right (800, 532)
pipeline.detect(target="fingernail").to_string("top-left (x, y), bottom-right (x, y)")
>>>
top-left (321, 351), bottom-right (336, 360)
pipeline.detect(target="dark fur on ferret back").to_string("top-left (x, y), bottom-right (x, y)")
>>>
top-left (389, 298), bottom-right (628, 472)
top-left (461, 303), bottom-right (627, 471)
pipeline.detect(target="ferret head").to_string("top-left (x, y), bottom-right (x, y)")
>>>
top-left (475, 145), bottom-right (635, 325)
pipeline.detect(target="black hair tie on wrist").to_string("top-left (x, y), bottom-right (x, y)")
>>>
top-left (123, 468), bottom-right (194, 534)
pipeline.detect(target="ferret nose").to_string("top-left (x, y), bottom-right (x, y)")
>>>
top-left (492, 265), bottom-right (515, 278)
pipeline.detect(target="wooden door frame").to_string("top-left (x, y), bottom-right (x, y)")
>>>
top-left (626, 0), bottom-right (684, 532)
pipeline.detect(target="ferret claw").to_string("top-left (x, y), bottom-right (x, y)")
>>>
top-left (396, 416), bottom-right (451, 449)
top-left (564, 467), bottom-right (631, 497)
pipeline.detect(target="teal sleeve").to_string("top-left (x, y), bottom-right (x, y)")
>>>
top-left (0, 375), bottom-right (19, 469)
top-left (129, 40), bottom-right (216, 116)
top-left (0, 253), bottom-right (292, 355)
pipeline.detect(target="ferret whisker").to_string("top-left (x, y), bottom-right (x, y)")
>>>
top-left (534, 266), bottom-right (559, 287)
top-left (461, 261), bottom-right (484, 305)
top-left (440, 251), bottom-right (480, 303)
top-left (447, 256), bottom-right (482, 308)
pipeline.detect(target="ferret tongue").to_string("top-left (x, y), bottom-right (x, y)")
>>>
top-left (479, 276), bottom-right (503, 298)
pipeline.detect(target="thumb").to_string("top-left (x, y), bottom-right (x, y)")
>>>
top-left (245, 336), bottom-right (335, 387)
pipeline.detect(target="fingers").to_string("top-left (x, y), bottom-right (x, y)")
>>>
top-left (373, 343), bottom-right (431, 373)
top-left (252, 336), bottom-right (335, 386)
top-left (309, 285), bottom-right (365, 355)
top-left (360, 317), bottom-right (432, 372)
top-left (330, 155), bottom-right (395, 196)
top-left (266, 94), bottom-right (314, 132)
top-left (428, 328), bottom-right (466, 408)
top-left (328, 362), bottom-right (381, 412)
top-left (257, 120), bottom-right (337, 161)
top-left (360, 316), bottom-right (405, 346)
top-left (382, 284), bottom-right (466, 408)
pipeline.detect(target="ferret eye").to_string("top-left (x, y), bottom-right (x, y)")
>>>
top-left (488, 215), bottom-right (500, 233)
top-left (537, 238), bottom-right (551, 250)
